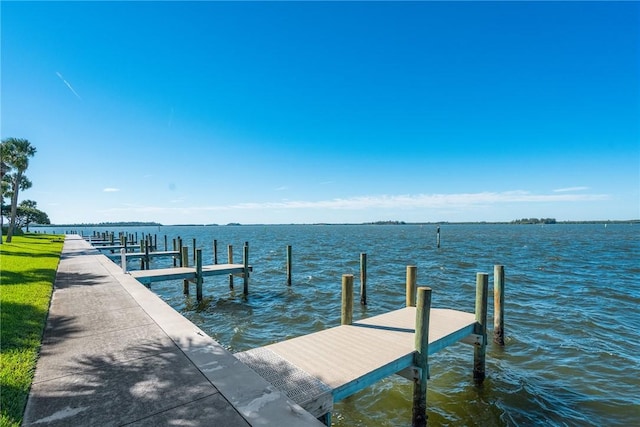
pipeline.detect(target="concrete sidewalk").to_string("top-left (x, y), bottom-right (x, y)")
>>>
top-left (22, 235), bottom-right (323, 426)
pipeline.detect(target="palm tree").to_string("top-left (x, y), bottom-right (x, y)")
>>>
top-left (1, 138), bottom-right (37, 243)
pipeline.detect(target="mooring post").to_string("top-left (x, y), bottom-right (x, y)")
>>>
top-left (360, 253), bottom-right (367, 305)
top-left (139, 239), bottom-right (145, 270)
top-left (341, 274), bottom-right (354, 325)
top-left (228, 245), bottom-right (234, 290)
top-left (121, 248), bottom-right (127, 273)
top-left (144, 239), bottom-right (150, 270)
top-left (196, 249), bottom-right (203, 301)
top-left (493, 265), bottom-right (505, 346)
top-left (124, 235), bottom-right (128, 253)
top-left (178, 238), bottom-right (183, 267)
top-left (181, 246), bottom-right (189, 268)
top-left (243, 242), bottom-right (249, 296)
top-left (412, 286), bottom-right (432, 427)
top-left (154, 234), bottom-right (157, 251)
top-left (406, 265), bottom-right (417, 307)
top-left (213, 239), bottom-right (218, 264)
top-left (164, 234), bottom-right (167, 252)
top-left (474, 272), bottom-right (489, 384)
top-left (192, 238), bottom-right (197, 264)
top-left (436, 226), bottom-right (441, 248)
top-left (182, 246), bottom-right (190, 294)
top-left (172, 238), bottom-right (177, 267)
top-left (286, 245), bottom-right (292, 286)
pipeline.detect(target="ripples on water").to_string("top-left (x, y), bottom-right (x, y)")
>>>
top-left (48, 224), bottom-right (640, 426)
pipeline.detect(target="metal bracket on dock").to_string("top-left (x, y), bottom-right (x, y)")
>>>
top-left (461, 333), bottom-right (484, 346)
top-left (395, 365), bottom-right (430, 381)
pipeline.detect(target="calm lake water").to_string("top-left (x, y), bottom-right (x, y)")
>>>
top-left (40, 223), bottom-right (640, 426)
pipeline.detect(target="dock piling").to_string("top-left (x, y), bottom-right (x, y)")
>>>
top-left (406, 265), bottom-right (417, 307)
top-left (120, 248), bottom-right (127, 273)
top-left (196, 249), bottom-right (203, 301)
top-left (360, 253), bottom-right (367, 305)
top-left (213, 239), bottom-right (218, 264)
top-left (474, 273), bottom-right (489, 384)
top-left (341, 274), bottom-right (354, 325)
top-left (228, 245), bottom-right (234, 290)
top-left (493, 265), bottom-right (505, 346)
top-left (286, 245), bottom-right (292, 286)
top-left (243, 242), bottom-right (249, 296)
top-left (412, 286), bottom-right (432, 427)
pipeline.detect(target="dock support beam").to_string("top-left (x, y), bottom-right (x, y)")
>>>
top-left (341, 274), bottom-right (354, 325)
top-left (412, 286), bottom-right (432, 427)
top-left (474, 273), bottom-right (489, 384)
top-left (213, 239), bottom-right (218, 264)
top-left (493, 265), bottom-right (505, 346)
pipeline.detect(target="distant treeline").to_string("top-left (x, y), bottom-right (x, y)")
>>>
top-left (511, 218), bottom-right (557, 224)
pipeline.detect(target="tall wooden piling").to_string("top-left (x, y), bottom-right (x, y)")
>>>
top-left (192, 238), bottom-right (197, 264)
top-left (120, 248), bottom-right (127, 273)
top-left (474, 272), bottom-right (489, 384)
top-left (436, 226), bottom-right (441, 248)
top-left (213, 239), bottom-right (218, 264)
top-left (360, 253), bottom-right (367, 305)
top-left (406, 265), bottom-right (417, 307)
top-left (493, 265), bottom-right (505, 346)
top-left (196, 249), bottom-right (203, 301)
top-left (182, 247), bottom-right (190, 294)
top-left (243, 242), bottom-right (249, 296)
top-left (164, 235), bottom-right (167, 251)
top-left (228, 245), bottom-right (234, 290)
top-left (341, 274), bottom-right (354, 325)
top-left (412, 286), bottom-right (432, 427)
top-left (286, 245), bottom-right (292, 286)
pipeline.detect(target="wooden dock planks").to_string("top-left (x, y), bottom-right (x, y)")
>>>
top-left (236, 307), bottom-right (477, 418)
top-left (129, 263), bottom-right (251, 284)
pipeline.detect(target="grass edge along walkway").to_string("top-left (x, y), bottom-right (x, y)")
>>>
top-left (0, 234), bottom-right (64, 427)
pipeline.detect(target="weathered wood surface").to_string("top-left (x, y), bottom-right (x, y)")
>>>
top-left (236, 307), bottom-right (477, 417)
top-left (129, 263), bottom-right (252, 284)
top-left (104, 250), bottom-right (180, 260)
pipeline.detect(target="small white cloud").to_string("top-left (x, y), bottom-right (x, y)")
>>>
top-left (275, 186), bottom-right (288, 191)
top-left (553, 186), bottom-right (589, 193)
top-left (103, 188), bottom-right (120, 192)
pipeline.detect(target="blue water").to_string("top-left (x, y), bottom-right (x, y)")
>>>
top-left (41, 223), bottom-right (640, 426)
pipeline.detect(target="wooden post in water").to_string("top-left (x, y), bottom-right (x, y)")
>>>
top-left (406, 265), bottom-right (417, 307)
top-left (192, 238), bottom-right (197, 264)
top-left (412, 286), bottom-right (432, 427)
top-left (140, 239), bottom-right (145, 270)
top-left (360, 253), bottom-right (367, 305)
top-left (436, 226), bottom-right (441, 248)
top-left (341, 274), bottom-right (354, 325)
top-left (213, 239), bottom-right (218, 264)
top-left (196, 249), bottom-right (203, 301)
top-left (178, 237), bottom-right (183, 267)
top-left (172, 238), bottom-right (177, 267)
top-left (493, 265), bottom-right (505, 346)
top-left (474, 272), bottom-right (489, 384)
top-left (164, 235), bottom-right (167, 252)
top-left (243, 242), bottom-right (249, 296)
top-left (286, 245), bottom-right (292, 286)
top-left (144, 239), bottom-right (150, 270)
top-left (181, 246), bottom-right (189, 268)
top-left (182, 247), bottom-right (190, 294)
top-left (228, 245), bottom-right (234, 290)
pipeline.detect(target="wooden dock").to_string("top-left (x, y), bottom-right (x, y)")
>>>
top-left (129, 263), bottom-right (252, 284)
top-left (235, 307), bottom-right (478, 421)
top-left (235, 270), bottom-right (499, 426)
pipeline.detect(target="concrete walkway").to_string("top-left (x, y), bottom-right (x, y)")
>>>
top-left (22, 235), bottom-right (323, 426)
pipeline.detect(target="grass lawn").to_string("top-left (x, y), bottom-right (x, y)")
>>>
top-left (0, 234), bottom-right (64, 427)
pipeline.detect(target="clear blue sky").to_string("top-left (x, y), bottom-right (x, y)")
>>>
top-left (2, 1), bottom-right (638, 224)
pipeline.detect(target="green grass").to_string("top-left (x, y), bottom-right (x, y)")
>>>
top-left (0, 234), bottom-right (64, 427)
